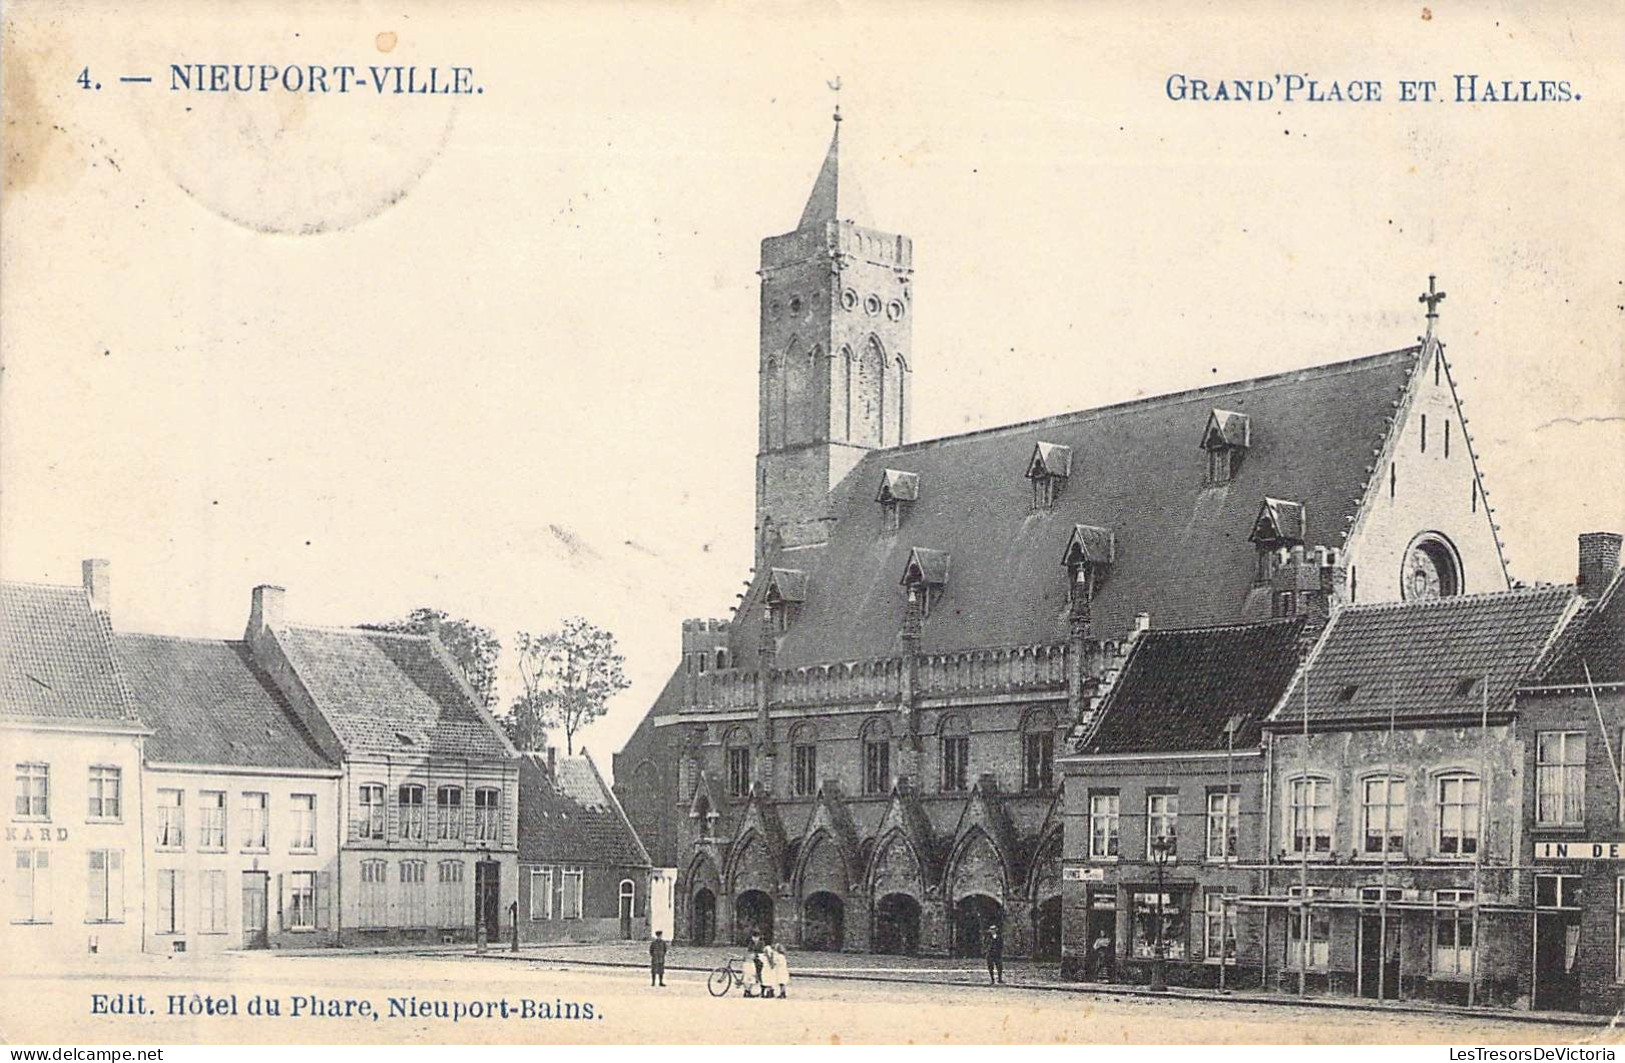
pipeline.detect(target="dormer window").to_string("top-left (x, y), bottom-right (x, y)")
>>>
top-left (1062, 524), bottom-right (1116, 601)
top-left (901, 547), bottom-right (950, 619)
top-left (1201, 409), bottom-right (1251, 484)
top-left (766, 568), bottom-right (808, 633)
top-left (1026, 442), bottom-right (1072, 512)
top-left (877, 469), bottom-right (920, 534)
top-left (1249, 497), bottom-right (1305, 585)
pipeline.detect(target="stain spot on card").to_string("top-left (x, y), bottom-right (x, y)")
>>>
top-left (376, 31), bottom-right (398, 53)
top-left (1420, 7), bottom-right (1433, 20)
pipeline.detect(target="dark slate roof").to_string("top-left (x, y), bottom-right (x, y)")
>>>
top-left (275, 626), bottom-right (513, 759)
top-left (115, 634), bottom-right (332, 770)
top-left (1083, 617), bottom-right (1308, 754)
top-left (1269, 586), bottom-right (1579, 727)
top-left (0, 581), bottom-right (141, 724)
top-left (755, 347), bottom-right (1423, 667)
top-left (1537, 574), bottom-right (1624, 686)
top-left (518, 752), bottom-right (651, 867)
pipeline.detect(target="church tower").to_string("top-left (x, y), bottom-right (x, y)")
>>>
top-left (756, 113), bottom-right (914, 562)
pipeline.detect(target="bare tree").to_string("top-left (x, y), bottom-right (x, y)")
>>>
top-left (506, 617), bottom-right (630, 754)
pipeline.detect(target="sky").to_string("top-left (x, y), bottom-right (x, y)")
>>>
top-left (3, 1), bottom-right (1622, 779)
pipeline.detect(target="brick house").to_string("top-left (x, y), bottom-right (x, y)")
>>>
top-left (242, 585), bottom-right (521, 946)
top-left (615, 114), bottom-right (1512, 958)
top-left (1252, 585), bottom-right (1583, 1005)
top-left (115, 633), bottom-right (341, 953)
top-left (516, 750), bottom-right (651, 942)
top-left (1513, 534), bottom-right (1624, 1013)
top-left (1, 562), bottom-right (148, 959)
top-left (1057, 616), bottom-right (1307, 986)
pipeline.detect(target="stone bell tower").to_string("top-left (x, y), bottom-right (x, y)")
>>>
top-left (755, 110), bottom-right (914, 564)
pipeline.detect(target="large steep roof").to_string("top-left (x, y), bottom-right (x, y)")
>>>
top-left (115, 634), bottom-right (332, 770)
top-left (757, 347), bottom-right (1422, 667)
top-left (1534, 573), bottom-right (1624, 687)
top-left (1, 580), bottom-right (141, 725)
top-left (275, 626), bottom-right (513, 759)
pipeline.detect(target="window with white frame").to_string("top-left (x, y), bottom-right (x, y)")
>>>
top-left (1147, 793), bottom-right (1179, 858)
top-left (1616, 877), bottom-right (1625, 986)
top-left (12, 850), bottom-right (51, 922)
top-left (398, 785), bottom-right (425, 841)
top-left (198, 790), bottom-right (226, 849)
top-left (399, 861), bottom-right (427, 926)
top-left (1286, 885), bottom-right (1330, 969)
top-left (1433, 889), bottom-right (1475, 977)
top-left (87, 766), bottom-right (121, 820)
top-left (1362, 776), bottom-right (1406, 855)
top-left (529, 867), bottom-right (554, 920)
top-left (156, 868), bottom-right (184, 934)
top-left (241, 791), bottom-right (268, 849)
top-left (14, 763), bottom-right (48, 819)
top-left (560, 868), bottom-right (584, 920)
top-left (200, 870), bottom-right (227, 933)
top-left (1536, 732), bottom-right (1586, 827)
top-left (86, 849), bottom-right (123, 922)
top-left (437, 787), bottom-right (463, 840)
top-left (1204, 889), bottom-right (1237, 964)
top-left (1436, 774), bottom-right (1481, 856)
top-left (437, 860), bottom-right (464, 927)
top-left (1089, 793), bottom-right (1120, 860)
top-left (474, 787), bottom-right (501, 842)
top-left (1536, 873), bottom-right (1583, 910)
top-left (1207, 791), bottom-right (1239, 861)
top-left (359, 859), bottom-right (388, 928)
top-left (155, 788), bottom-right (185, 849)
top-left (358, 784), bottom-right (386, 840)
top-left (290, 794), bottom-right (316, 851)
top-left (287, 870), bottom-right (316, 930)
top-left (1288, 776), bottom-right (1332, 854)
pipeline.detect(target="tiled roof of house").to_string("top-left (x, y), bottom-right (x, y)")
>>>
top-left (275, 626), bottom-right (513, 759)
top-left (1536, 574), bottom-right (1624, 687)
top-left (518, 752), bottom-right (650, 867)
top-left (115, 634), bottom-right (332, 769)
top-left (1269, 585), bottom-right (1580, 727)
top-left (0, 580), bottom-right (141, 724)
top-left (1082, 617), bottom-right (1307, 754)
top-left (746, 347), bottom-right (1425, 667)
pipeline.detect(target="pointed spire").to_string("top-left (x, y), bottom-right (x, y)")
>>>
top-left (797, 115), bottom-right (871, 230)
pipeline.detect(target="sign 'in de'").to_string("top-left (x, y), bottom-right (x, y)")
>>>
top-left (1535, 840), bottom-right (1625, 861)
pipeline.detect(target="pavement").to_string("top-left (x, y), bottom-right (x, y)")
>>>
top-left (445, 939), bottom-right (1619, 1030)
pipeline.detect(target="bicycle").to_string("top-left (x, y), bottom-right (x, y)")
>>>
top-left (706, 955), bottom-right (754, 998)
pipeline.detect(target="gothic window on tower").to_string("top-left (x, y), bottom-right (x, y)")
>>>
top-left (1200, 409), bottom-right (1251, 485)
top-left (1026, 442), bottom-right (1072, 513)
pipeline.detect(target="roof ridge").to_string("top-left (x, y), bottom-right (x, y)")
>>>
top-left (288, 623), bottom-right (431, 642)
top-left (1, 578), bottom-right (87, 594)
top-left (1140, 615), bottom-right (1307, 637)
top-left (115, 631), bottom-right (242, 646)
top-left (1333, 584), bottom-right (1577, 615)
top-left (870, 346), bottom-right (1422, 458)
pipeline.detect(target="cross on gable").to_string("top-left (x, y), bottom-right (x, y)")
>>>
top-left (1419, 274), bottom-right (1447, 337)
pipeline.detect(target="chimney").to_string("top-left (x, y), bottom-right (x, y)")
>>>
top-left (81, 559), bottom-right (111, 614)
top-left (246, 584), bottom-right (286, 640)
top-left (1578, 532), bottom-right (1622, 599)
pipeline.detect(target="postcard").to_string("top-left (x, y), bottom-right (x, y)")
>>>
top-left (1, 0), bottom-right (1622, 1049)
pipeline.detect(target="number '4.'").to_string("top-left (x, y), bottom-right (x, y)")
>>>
top-left (77, 67), bottom-right (93, 89)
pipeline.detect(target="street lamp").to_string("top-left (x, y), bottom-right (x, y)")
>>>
top-left (1149, 833), bottom-right (1174, 992)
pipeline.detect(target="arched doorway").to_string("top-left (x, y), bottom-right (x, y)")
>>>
top-left (873, 893), bottom-right (921, 955)
top-left (1034, 895), bottom-right (1062, 960)
top-left (953, 894), bottom-right (1004, 957)
top-left (691, 888), bottom-right (716, 945)
top-left (734, 889), bottom-right (774, 944)
top-left (802, 892), bottom-right (845, 951)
